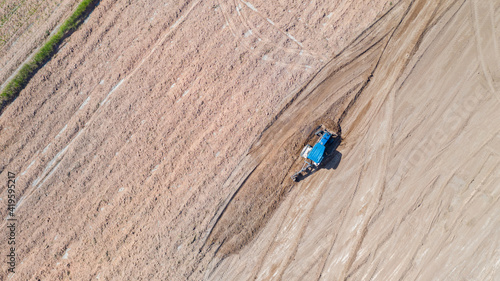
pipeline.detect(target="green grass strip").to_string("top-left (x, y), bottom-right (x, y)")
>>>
top-left (1, 0), bottom-right (98, 110)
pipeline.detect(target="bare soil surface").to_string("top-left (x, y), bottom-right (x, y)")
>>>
top-left (1, 0), bottom-right (499, 280)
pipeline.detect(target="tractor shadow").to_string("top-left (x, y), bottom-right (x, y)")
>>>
top-left (293, 135), bottom-right (342, 182)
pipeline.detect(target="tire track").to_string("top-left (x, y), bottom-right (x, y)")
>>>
top-left (95, 0), bottom-right (201, 107)
top-left (236, 0), bottom-right (303, 50)
top-left (0, 0), bottom-right (202, 241)
top-left (470, 0), bottom-right (499, 100)
top-left (215, 0), bottom-right (324, 70)
top-left (209, 0), bottom-right (500, 279)
top-left (234, 0), bottom-right (323, 58)
top-left (336, 1), bottom-right (463, 279)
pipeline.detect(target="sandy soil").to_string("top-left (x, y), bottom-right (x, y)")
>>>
top-left (0, 0), bottom-right (499, 280)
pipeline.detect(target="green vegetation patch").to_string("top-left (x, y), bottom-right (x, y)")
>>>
top-left (0, 0), bottom-right (98, 111)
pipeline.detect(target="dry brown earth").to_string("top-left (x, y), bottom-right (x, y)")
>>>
top-left (208, 0), bottom-right (500, 280)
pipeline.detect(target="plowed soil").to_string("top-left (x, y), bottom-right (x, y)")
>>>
top-left (1, 0), bottom-right (499, 280)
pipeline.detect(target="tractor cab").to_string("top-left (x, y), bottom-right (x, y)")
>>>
top-left (291, 129), bottom-right (336, 181)
top-left (304, 131), bottom-right (331, 166)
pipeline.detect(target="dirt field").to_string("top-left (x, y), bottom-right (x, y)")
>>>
top-left (0, 0), bottom-right (499, 280)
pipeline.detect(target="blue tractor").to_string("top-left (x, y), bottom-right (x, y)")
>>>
top-left (291, 129), bottom-right (336, 181)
